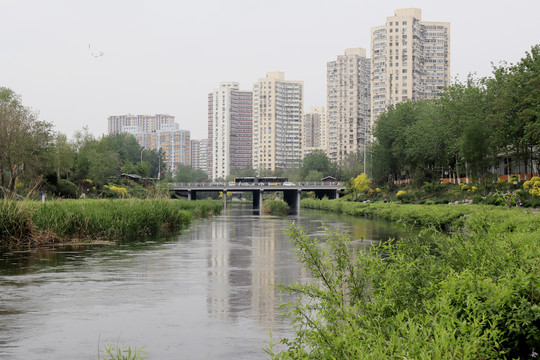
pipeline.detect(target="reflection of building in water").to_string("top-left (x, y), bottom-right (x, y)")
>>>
top-left (207, 215), bottom-right (255, 321)
top-left (206, 211), bottom-right (306, 328)
top-left (207, 219), bottom-right (231, 320)
top-left (251, 221), bottom-right (277, 326)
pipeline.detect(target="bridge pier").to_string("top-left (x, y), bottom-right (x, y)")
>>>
top-left (314, 189), bottom-right (339, 200)
top-left (252, 189), bottom-right (263, 215)
top-left (283, 189), bottom-right (302, 215)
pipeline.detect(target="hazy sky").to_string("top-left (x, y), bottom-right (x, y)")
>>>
top-left (1, 0), bottom-right (539, 140)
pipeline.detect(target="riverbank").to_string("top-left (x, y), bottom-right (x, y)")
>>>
top-left (0, 199), bottom-right (222, 247)
top-left (268, 198), bottom-right (540, 359)
top-left (301, 198), bottom-right (538, 231)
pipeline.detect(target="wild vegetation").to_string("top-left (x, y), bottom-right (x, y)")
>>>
top-left (268, 203), bottom-right (540, 359)
top-left (262, 199), bottom-right (290, 215)
top-left (0, 199), bottom-right (222, 246)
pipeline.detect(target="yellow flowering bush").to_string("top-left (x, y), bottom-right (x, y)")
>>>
top-left (523, 176), bottom-right (540, 197)
top-left (396, 190), bottom-right (407, 197)
top-left (104, 185), bottom-right (128, 198)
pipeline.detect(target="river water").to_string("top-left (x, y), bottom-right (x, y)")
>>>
top-left (0, 204), bottom-right (410, 359)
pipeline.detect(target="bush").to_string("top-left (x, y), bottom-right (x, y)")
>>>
top-left (56, 179), bottom-right (78, 198)
top-left (262, 200), bottom-right (289, 215)
top-left (269, 208), bottom-right (540, 359)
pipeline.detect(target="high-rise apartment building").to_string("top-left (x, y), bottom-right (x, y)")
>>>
top-left (107, 114), bottom-right (175, 134)
top-left (302, 106), bottom-right (328, 158)
top-left (252, 72), bottom-right (303, 172)
top-left (371, 8), bottom-right (450, 122)
top-left (191, 139), bottom-right (209, 175)
top-left (208, 82), bottom-right (252, 180)
top-left (123, 123), bottom-right (191, 175)
top-left (327, 48), bottom-right (371, 163)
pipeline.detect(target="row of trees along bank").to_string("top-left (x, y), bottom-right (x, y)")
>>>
top-left (371, 45), bottom-right (540, 187)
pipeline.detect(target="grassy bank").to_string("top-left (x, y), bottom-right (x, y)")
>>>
top-left (269, 199), bottom-right (540, 359)
top-left (301, 197), bottom-right (538, 232)
top-left (1, 199), bottom-right (222, 246)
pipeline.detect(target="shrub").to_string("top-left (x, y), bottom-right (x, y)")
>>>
top-left (262, 200), bottom-right (289, 215)
top-left (56, 179), bottom-right (78, 198)
top-left (524, 176), bottom-right (540, 197)
top-left (269, 208), bottom-right (540, 359)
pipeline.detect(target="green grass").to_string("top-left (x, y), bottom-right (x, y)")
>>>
top-left (301, 198), bottom-right (539, 232)
top-left (0, 198), bottom-right (222, 246)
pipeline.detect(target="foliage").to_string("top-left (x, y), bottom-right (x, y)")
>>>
top-left (340, 150), bottom-right (369, 181)
top-left (103, 184), bottom-right (128, 198)
top-left (56, 179), bottom-right (78, 198)
top-left (100, 343), bottom-right (146, 360)
top-left (0, 199), bottom-right (222, 246)
top-left (348, 173), bottom-right (375, 201)
top-left (0, 200), bottom-right (33, 244)
top-left (174, 164), bottom-right (208, 182)
top-left (524, 176), bottom-right (540, 197)
top-left (262, 200), bottom-right (289, 215)
top-left (372, 45), bottom-right (540, 187)
top-left (0, 87), bottom-right (53, 195)
top-left (268, 205), bottom-right (540, 359)
top-left (300, 150), bottom-right (332, 179)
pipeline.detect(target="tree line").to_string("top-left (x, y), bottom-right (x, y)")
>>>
top-left (0, 88), bottom-right (164, 198)
top-left (371, 44), bottom-right (540, 187)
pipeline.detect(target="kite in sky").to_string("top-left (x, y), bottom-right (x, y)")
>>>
top-left (88, 43), bottom-right (104, 58)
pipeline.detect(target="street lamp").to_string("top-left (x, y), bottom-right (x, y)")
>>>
top-left (140, 148), bottom-right (146, 163)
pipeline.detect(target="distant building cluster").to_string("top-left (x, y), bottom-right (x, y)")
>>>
top-left (107, 114), bottom-right (190, 175)
top-left (107, 8), bottom-right (450, 181)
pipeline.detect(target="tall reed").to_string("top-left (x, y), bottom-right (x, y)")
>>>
top-left (0, 199), bottom-right (222, 246)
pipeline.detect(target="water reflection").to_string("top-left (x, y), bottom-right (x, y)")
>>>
top-left (0, 204), bottom-right (411, 359)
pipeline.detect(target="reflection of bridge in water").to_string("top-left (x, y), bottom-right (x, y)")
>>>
top-left (171, 182), bottom-right (346, 215)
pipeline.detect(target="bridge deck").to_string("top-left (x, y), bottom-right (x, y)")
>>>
top-left (172, 182), bottom-right (345, 192)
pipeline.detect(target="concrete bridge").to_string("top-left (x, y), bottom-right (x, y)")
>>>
top-left (171, 182), bottom-right (346, 215)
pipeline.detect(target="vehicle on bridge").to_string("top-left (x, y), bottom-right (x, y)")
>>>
top-left (234, 177), bottom-right (288, 186)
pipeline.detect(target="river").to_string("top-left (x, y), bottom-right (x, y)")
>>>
top-left (0, 204), bottom-right (411, 359)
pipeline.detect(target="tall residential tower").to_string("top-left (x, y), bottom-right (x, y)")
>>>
top-left (371, 8), bottom-right (450, 122)
top-left (252, 72), bottom-right (304, 172)
top-left (327, 48), bottom-right (371, 163)
top-left (302, 106), bottom-right (328, 158)
top-left (208, 82), bottom-right (253, 180)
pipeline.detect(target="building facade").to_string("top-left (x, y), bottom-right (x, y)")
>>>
top-left (107, 114), bottom-right (175, 134)
top-left (123, 123), bottom-right (191, 176)
top-left (208, 82), bottom-right (253, 180)
top-left (191, 139), bottom-right (209, 175)
top-left (327, 48), bottom-right (371, 163)
top-left (371, 8), bottom-right (450, 122)
top-left (252, 72), bottom-right (303, 172)
top-left (302, 106), bottom-right (328, 158)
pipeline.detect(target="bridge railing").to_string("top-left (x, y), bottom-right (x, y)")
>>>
top-left (172, 182), bottom-right (345, 187)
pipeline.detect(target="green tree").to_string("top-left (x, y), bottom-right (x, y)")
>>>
top-left (175, 164), bottom-right (208, 182)
top-left (339, 151), bottom-right (366, 181)
top-left (300, 150), bottom-right (331, 179)
top-left (0, 88), bottom-right (53, 195)
top-left (48, 132), bottom-right (76, 181)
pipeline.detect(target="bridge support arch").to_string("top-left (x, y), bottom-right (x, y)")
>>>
top-left (283, 189), bottom-right (301, 215)
top-left (252, 189), bottom-right (263, 215)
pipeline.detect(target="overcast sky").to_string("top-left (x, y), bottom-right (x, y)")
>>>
top-left (1, 0), bottom-right (539, 140)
